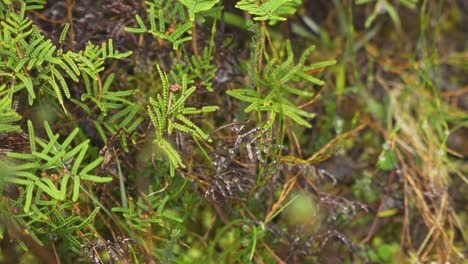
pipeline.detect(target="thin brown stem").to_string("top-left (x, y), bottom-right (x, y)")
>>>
top-left (191, 22), bottom-right (200, 57)
top-left (261, 22), bottom-right (279, 62)
top-left (66, 0), bottom-right (75, 51)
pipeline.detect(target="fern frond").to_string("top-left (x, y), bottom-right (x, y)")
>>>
top-left (155, 137), bottom-right (185, 177)
top-left (236, 0), bottom-right (302, 24)
top-left (0, 90), bottom-right (21, 132)
top-left (59, 23), bottom-right (70, 44)
top-left (227, 39), bottom-right (334, 127)
top-left (226, 89), bottom-right (260, 103)
top-left (146, 63), bottom-right (218, 176)
top-left (125, 14), bottom-right (147, 33)
top-left (15, 72), bottom-right (35, 99)
top-left (126, 1), bottom-right (192, 49)
top-left (180, 0), bottom-right (219, 21)
top-left (6, 121), bottom-right (112, 213)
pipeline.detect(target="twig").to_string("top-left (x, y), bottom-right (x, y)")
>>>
top-left (191, 22), bottom-right (199, 57)
top-left (66, 0), bottom-right (75, 51)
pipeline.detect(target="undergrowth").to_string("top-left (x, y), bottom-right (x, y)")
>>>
top-left (0, 0), bottom-right (466, 263)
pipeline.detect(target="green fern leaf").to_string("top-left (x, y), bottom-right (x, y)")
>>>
top-left (236, 0), bottom-right (302, 23)
top-left (180, 0), bottom-right (219, 21)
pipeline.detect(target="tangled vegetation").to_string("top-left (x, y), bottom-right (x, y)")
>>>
top-left (0, 0), bottom-right (466, 263)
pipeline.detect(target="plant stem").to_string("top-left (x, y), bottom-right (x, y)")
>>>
top-left (192, 22), bottom-right (200, 57)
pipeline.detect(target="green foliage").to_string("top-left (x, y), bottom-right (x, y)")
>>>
top-left (112, 192), bottom-right (182, 232)
top-left (2, 0), bottom-right (464, 263)
top-left (0, 0), bottom-right (135, 255)
top-left (0, 84), bottom-right (22, 133)
top-left (6, 120), bottom-right (112, 213)
top-left (179, 0), bottom-right (220, 21)
top-left (227, 41), bottom-right (336, 128)
top-left (0, 0), bottom-right (45, 18)
top-left (0, 2), bottom-right (132, 118)
top-left (366, 238), bottom-right (400, 263)
top-left (236, 0), bottom-right (302, 24)
top-left (356, 0), bottom-right (418, 29)
top-left (173, 46), bottom-right (218, 92)
top-left (377, 140), bottom-right (398, 171)
top-left (46, 205), bottom-right (101, 251)
top-left (0, 119), bottom-right (109, 252)
top-left (148, 65), bottom-right (218, 176)
top-left (58, 23), bottom-right (70, 44)
top-left (0, 198), bottom-right (101, 252)
top-left (125, 0), bottom-right (192, 49)
top-left (76, 72), bottom-right (144, 151)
